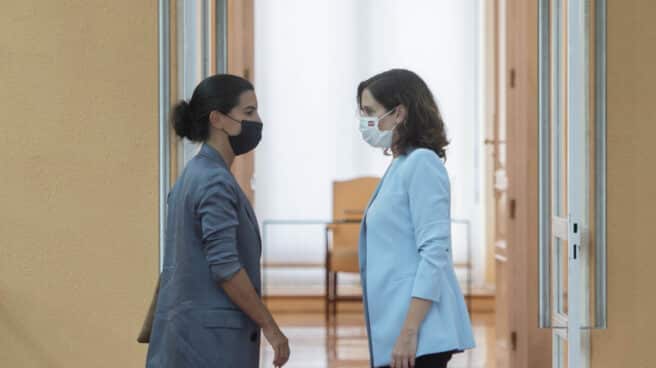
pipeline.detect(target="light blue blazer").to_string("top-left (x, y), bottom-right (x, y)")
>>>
top-left (359, 148), bottom-right (475, 367)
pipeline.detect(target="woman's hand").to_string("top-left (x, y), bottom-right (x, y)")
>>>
top-left (263, 323), bottom-right (290, 367)
top-left (391, 327), bottom-right (418, 368)
top-left (392, 297), bottom-right (431, 367)
top-left (219, 269), bottom-right (290, 366)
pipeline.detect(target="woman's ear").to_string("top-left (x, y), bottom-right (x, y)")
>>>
top-left (208, 110), bottom-right (224, 130)
top-left (395, 105), bottom-right (408, 124)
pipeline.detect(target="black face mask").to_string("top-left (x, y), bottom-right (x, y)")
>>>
top-left (226, 116), bottom-right (263, 156)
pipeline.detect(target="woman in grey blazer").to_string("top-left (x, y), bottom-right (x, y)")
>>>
top-left (146, 74), bottom-right (290, 368)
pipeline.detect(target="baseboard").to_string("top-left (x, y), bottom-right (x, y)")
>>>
top-left (264, 293), bottom-right (495, 314)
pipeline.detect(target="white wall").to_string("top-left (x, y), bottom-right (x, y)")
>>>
top-left (254, 0), bottom-right (486, 287)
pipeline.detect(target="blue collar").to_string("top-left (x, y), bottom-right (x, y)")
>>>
top-left (198, 143), bottom-right (228, 168)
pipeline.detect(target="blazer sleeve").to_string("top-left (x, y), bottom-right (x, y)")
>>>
top-left (196, 173), bottom-right (243, 283)
top-left (405, 149), bottom-right (451, 303)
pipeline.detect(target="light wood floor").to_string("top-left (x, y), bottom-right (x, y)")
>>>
top-left (260, 311), bottom-right (495, 368)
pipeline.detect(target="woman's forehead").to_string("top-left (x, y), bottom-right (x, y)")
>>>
top-left (238, 90), bottom-right (257, 106)
top-left (360, 89), bottom-right (382, 110)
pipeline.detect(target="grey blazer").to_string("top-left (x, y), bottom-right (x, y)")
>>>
top-left (146, 144), bottom-right (262, 368)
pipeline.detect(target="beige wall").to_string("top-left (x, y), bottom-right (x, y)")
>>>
top-left (0, 2), bottom-right (158, 367)
top-left (591, 0), bottom-right (656, 366)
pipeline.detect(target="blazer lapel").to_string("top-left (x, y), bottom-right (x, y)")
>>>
top-left (242, 196), bottom-right (262, 252)
top-left (359, 160), bottom-right (395, 289)
top-left (364, 162), bottom-right (394, 214)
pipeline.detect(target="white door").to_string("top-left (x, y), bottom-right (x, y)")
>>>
top-left (538, 0), bottom-right (607, 367)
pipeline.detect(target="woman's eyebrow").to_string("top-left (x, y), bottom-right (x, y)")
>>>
top-left (244, 105), bottom-right (257, 111)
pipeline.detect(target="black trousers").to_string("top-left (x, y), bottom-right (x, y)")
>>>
top-left (377, 350), bottom-right (453, 368)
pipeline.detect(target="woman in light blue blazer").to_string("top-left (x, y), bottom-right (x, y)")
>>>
top-left (356, 69), bottom-right (475, 368)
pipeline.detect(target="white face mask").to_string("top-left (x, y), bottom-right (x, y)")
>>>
top-left (358, 109), bottom-right (397, 148)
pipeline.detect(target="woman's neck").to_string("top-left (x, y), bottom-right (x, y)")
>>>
top-left (206, 133), bottom-right (235, 168)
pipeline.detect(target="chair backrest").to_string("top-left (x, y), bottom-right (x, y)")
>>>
top-left (328, 222), bottom-right (361, 272)
top-left (332, 176), bottom-right (380, 222)
top-left (329, 177), bottom-right (379, 273)
top-left (330, 222), bottom-right (361, 251)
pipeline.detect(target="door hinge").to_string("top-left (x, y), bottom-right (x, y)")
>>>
top-left (511, 331), bottom-right (518, 351)
top-left (243, 67), bottom-right (251, 80)
top-left (509, 68), bottom-right (516, 88)
top-left (509, 199), bottom-right (516, 219)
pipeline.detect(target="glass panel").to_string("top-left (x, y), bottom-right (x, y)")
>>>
top-left (553, 237), bottom-right (569, 316)
top-left (550, 0), bottom-right (570, 321)
top-left (550, 0), bottom-right (569, 222)
top-left (559, 239), bottom-right (569, 315)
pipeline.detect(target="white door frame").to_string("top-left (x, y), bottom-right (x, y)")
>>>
top-left (538, 0), bottom-right (607, 366)
top-left (566, 0), bottom-right (589, 366)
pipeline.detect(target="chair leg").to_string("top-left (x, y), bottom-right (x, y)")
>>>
top-left (328, 270), bottom-right (337, 323)
top-left (326, 271), bottom-right (338, 361)
top-left (325, 269), bottom-right (330, 323)
top-left (331, 272), bottom-right (338, 322)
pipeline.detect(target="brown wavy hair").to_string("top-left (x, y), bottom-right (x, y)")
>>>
top-left (357, 69), bottom-right (449, 159)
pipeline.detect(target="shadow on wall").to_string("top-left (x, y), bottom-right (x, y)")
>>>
top-left (0, 286), bottom-right (64, 368)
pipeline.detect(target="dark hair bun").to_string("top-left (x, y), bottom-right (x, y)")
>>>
top-left (172, 100), bottom-right (194, 140)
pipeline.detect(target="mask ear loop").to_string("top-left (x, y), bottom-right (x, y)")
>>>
top-left (390, 106), bottom-right (407, 129)
top-left (393, 105), bottom-right (408, 126)
top-left (221, 114), bottom-right (243, 136)
top-left (382, 105), bottom-right (406, 128)
top-left (375, 107), bottom-right (398, 132)
top-left (389, 106), bottom-right (406, 156)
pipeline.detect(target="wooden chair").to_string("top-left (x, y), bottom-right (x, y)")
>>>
top-left (325, 177), bottom-right (379, 322)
